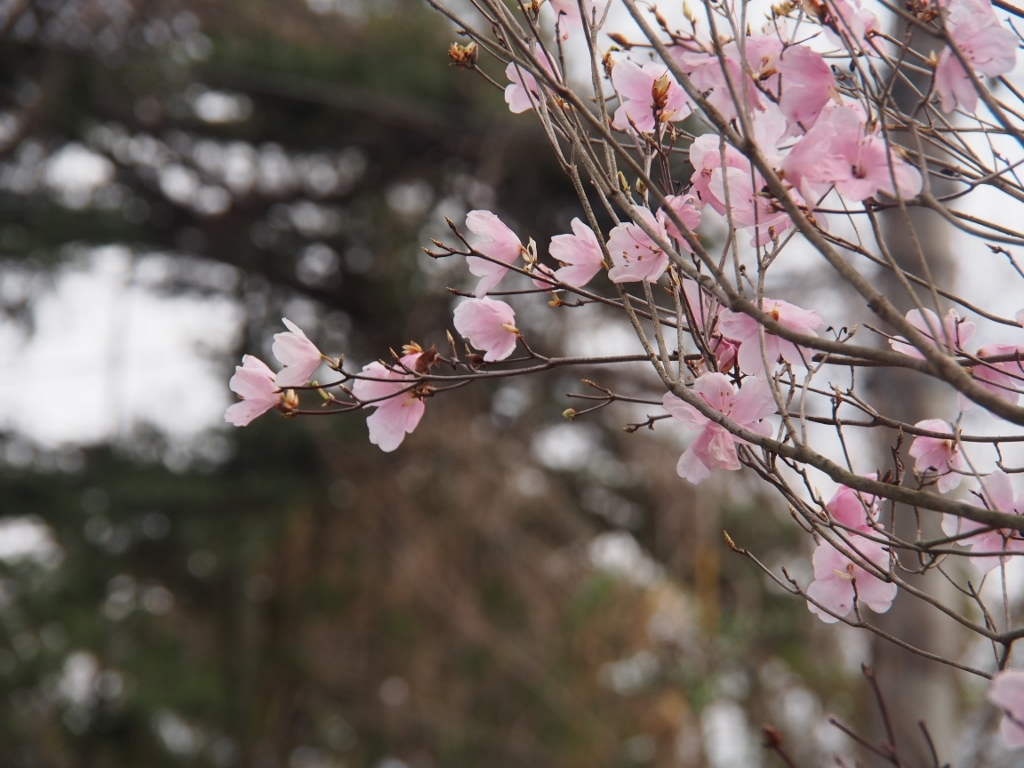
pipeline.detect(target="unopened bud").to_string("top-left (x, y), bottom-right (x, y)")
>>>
top-left (652, 73), bottom-right (672, 111)
top-left (281, 389), bottom-right (300, 416)
top-left (562, 408), bottom-right (577, 420)
top-left (448, 42), bottom-right (478, 69)
top-left (500, 323), bottom-right (519, 334)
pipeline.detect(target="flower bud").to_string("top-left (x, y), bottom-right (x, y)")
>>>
top-left (448, 42), bottom-right (478, 69)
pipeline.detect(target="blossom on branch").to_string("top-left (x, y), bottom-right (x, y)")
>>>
top-left (826, 483), bottom-right (879, 532)
top-left (889, 307), bottom-right (976, 359)
top-left (988, 669), bottom-right (1024, 748)
top-left (351, 352), bottom-right (428, 453)
top-left (273, 318), bottom-right (324, 388)
top-left (718, 298), bottom-right (824, 374)
top-left (942, 470), bottom-right (1024, 573)
top-left (505, 45), bottom-right (561, 114)
top-left (225, 355), bottom-right (282, 427)
top-left (453, 298), bottom-right (519, 362)
top-left (909, 419), bottom-right (963, 492)
top-left (465, 210), bottom-right (525, 297)
top-left (662, 373), bottom-right (776, 484)
top-left (606, 207), bottom-right (670, 283)
top-left (610, 59), bottom-right (692, 134)
top-left (934, 0), bottom-right (1018, 113)
top-left (806, 536), bottom-right (896, 623)
top-left (959, 343), bottom-right (1024, 411)
top-left (550, 217), bottom-right (605, 287)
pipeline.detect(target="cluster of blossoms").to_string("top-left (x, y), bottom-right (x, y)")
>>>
top-left (225, 0), bottom-right (1024, 750)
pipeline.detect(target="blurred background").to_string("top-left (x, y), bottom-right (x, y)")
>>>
top-left (0, 1), bottom-right (932, 766)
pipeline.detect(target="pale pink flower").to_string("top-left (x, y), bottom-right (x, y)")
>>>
top-left (958, 343), bottom-right (1024, 411)
top-left (465, 210), bottom-right (525, 297)
top-left (934, 0), bottom-right (1018, 113)
top-left (351, 353), bottom-right (426, 453)
top-left (672, 35), bottom-right (782, 121)
top-left (549, 0), bottom-right (607, 39)
top-left (988, 670), bottom-right (1024, 748)
top-left (505, 45), bottom-right (561, 114)
top-left (272, 318), bottom-right (324, 388)
top-left (610, 59), bottom-right (692, 134)
top-left (681, 281), bottom-right (736, 371)
top-left (718, 298), bottom-right (824, 373)
top-left (783, 106), bottom-right (921, 203)
top-left (942, 470), bottom-right (1024, 573)
top-left (453, 298), bottom-right (519, 362)
top-left (806, 535), bottom-right (896, 623)
top-left (658, 194), bottom-right (701, 252)
top-left (909, 418), bottom-right (963, 492)
top-left (606, 207), bottom-right (670, 283)
top-left (776, 45), bottom-right (837, 131)
top-left (225, 355), bottom-right (281, 427)
top-left (889, 308), bottom-right (976, 358)
top-left (550, 217), bottom-right (604, 287)
top-left (812, 0), bottom-right (879, 52)
top-left (827, 484), bottom-right (878, 532)
top-left (662, 373), bottom-right (776, 483)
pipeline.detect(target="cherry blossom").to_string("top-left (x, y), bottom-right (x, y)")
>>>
top-left (988, 669), bottom-right (1024, 748)
top-left (889, 307), bottom-right (976, 358)
top-left (658, 194), bottom-right (701, 253)
top-left (606, 207), bottom-right (670, 283)
top-left (465, 210), bottom-right (525, 297)
top-left (672, 35), bottom-right (782, 121)
top-left (661, 373), bottom-right (776, 483)
top-left (681, 281), bottom-right (737, 372)
top-left (783, 106), bottom-right (922, 203)
top-left (549, 0), bottom-right (607, 39)
top-left (806, 536), bottom-right (896, 623)
top-left (351, 352), bottom-right (427, 452)
top-left (958, 343), bottom-right (1024, 411)
top-left (776, 45), bottom-right (837, 131)
top-left (942, 470), bottom-right (1024, 573)
top-left (909, 419), bottom-right (963, 492)
top-left (505, 45), bottom-right (561, 114)
top-left (550, 217), bottom-right (604, 287)
top-left (610, 59), bottom-right (691, 134)
top-left (453, 298), bottom-right (519, 362)
top-left (272, 318), bottom-right (324, 388)
top-left (826, 483), bottom-right (878, 532)
top-left (718, 298), bottom-right (824, 373)
top-left (225, 355), bottom-right (282, 427)
top-left (934, 0), bottom-right (1018, 113)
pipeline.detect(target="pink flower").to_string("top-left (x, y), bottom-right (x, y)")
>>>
top-left (783, 106), bottom-right (921, 203)
top-left (959, 343), bottom-right (1024, 411)
top-left (934, 0), bottom-right (1018, 113)
top-left (718, 298), bottom-right (824, 373)
top-left (505, 45), bottom-right (561, 114)
top-left (988, 669), bottom-right (1024, 748)
top-left (827, 483), bottom-right (878, 532)
top-left (658, 194), bottom-right (701, 253)
top-left (662, 373), bottom-right (776, 483)
top-left (942, 470), bottom-right (1024, 573)
top-left (806, 535), bottom-right (897, 623)
top-left (453, 298), bottom-right (519, 362)
top-left (672, 35), bottom-right (782, 121)
top-left (909, 419), bottom-right (963, 492)
top-left (272, 318), bottom-right (323, 388)
top-left (549, 0), bottom-right (607, 39)
top-left (809, 0), bottom-right (879, 52)
top-left (351, 353), bottom-right (427, 453)
top-left (550, 217), bottom-right (604, 287)
top-left (465, 210), bottom-right (525, 297)
top-left (889, 307), bottom-right (976, 358)
top-left (610, 60), bottom-right (692, 134)
top-left (681, 281), bottom-right (736, 371)
top-left (776, 45), bottom-right (837, 131)
top-left (225, 355), bottom-right (281, 427)
top-left (606, 207), bottom-right (670, 283)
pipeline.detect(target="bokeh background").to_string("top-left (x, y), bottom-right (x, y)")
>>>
top-left (0, 1), bottom-right (958, 766)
